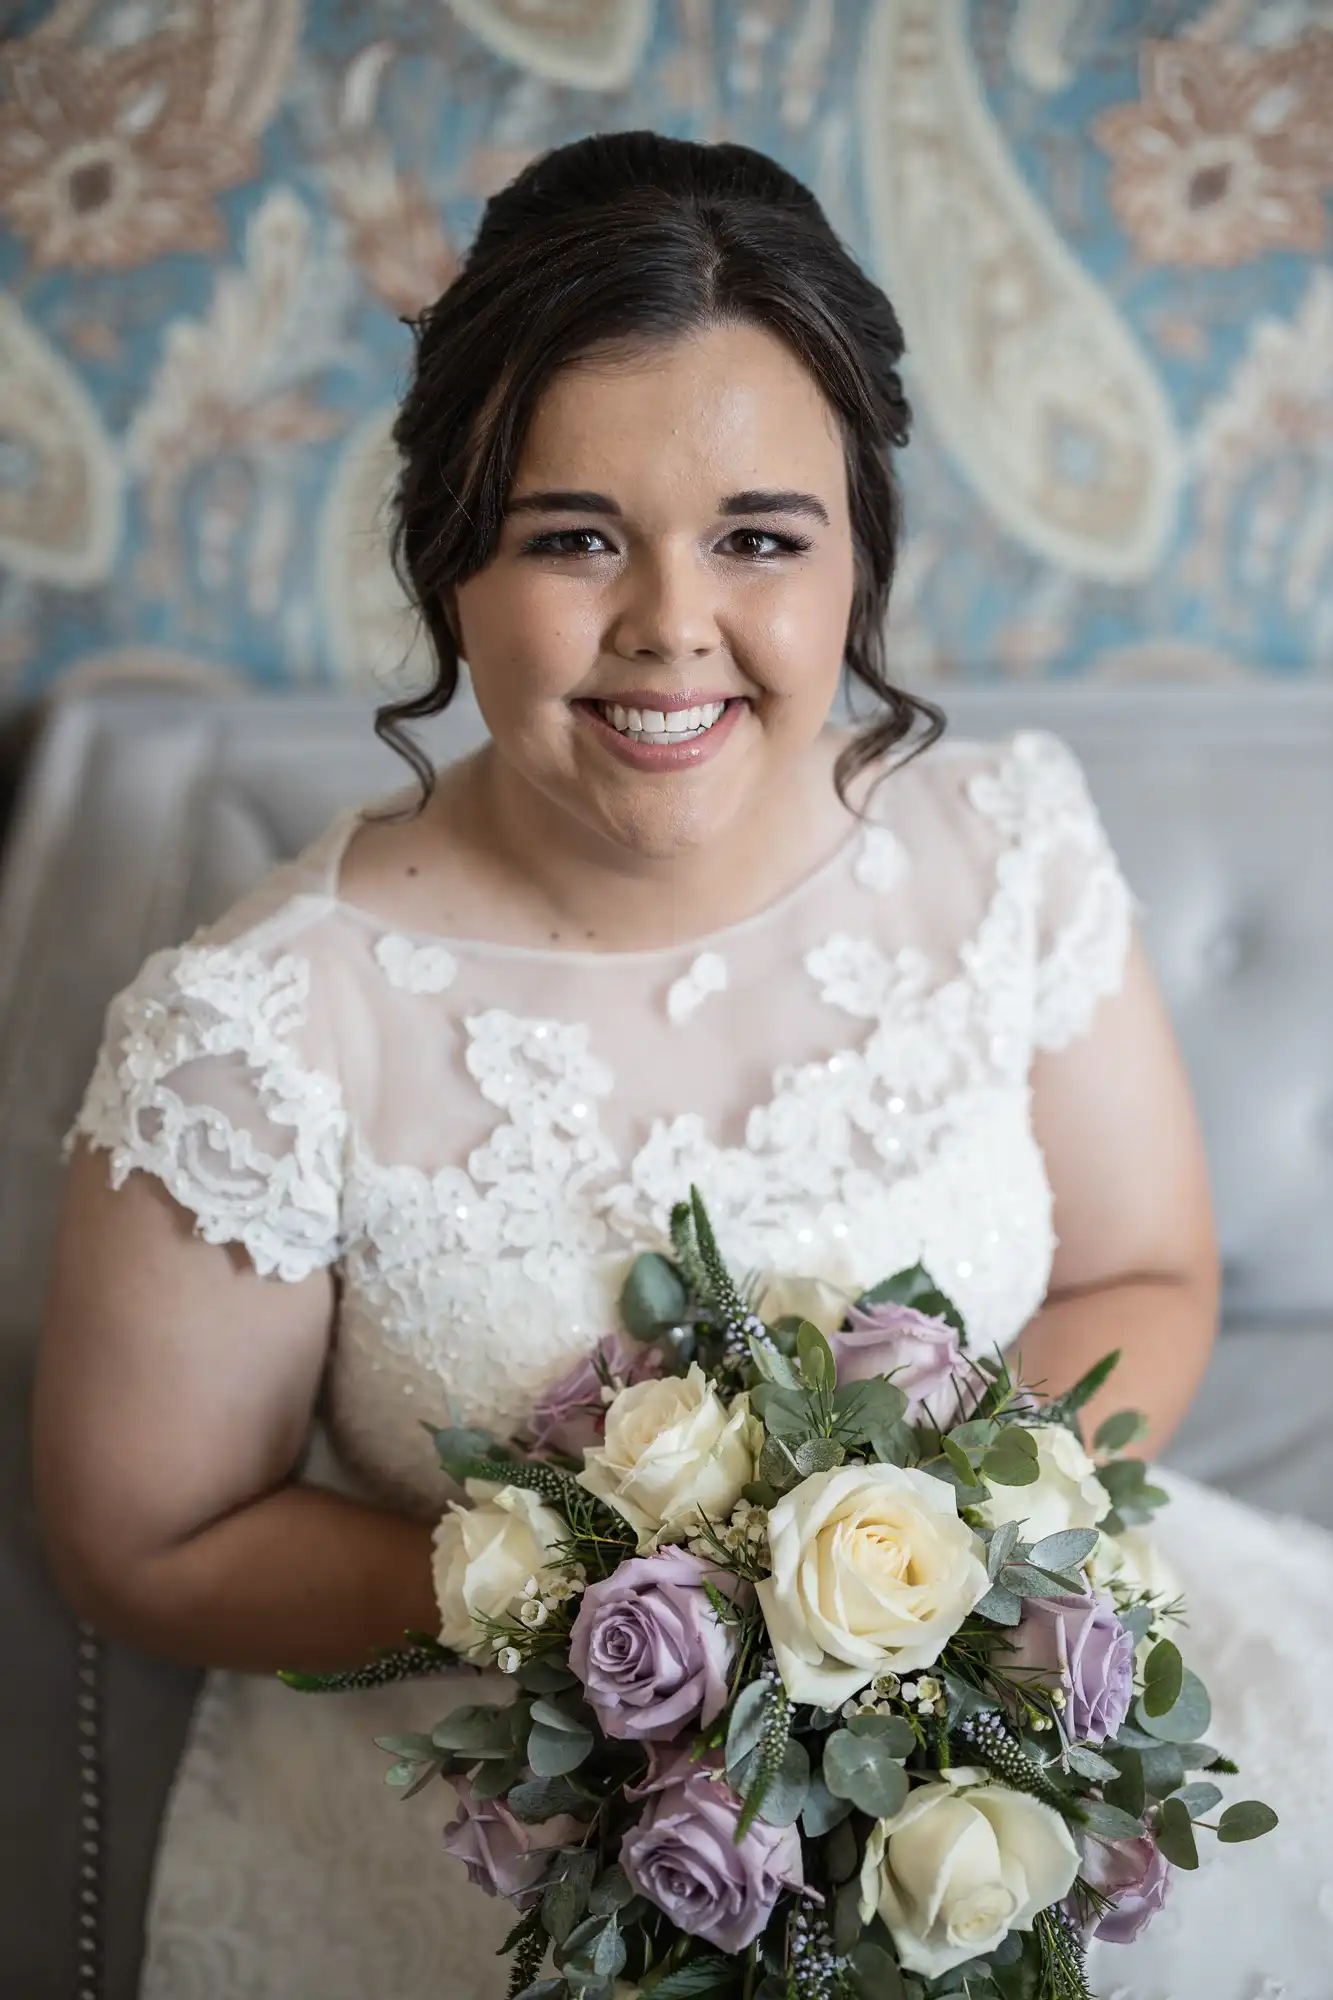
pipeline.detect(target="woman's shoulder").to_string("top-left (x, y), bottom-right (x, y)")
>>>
top-left (860, 720), bottom-right (1100, 846)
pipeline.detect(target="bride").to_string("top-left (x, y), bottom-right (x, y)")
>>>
top-left (32, 131), bottom-right (1333, 1998)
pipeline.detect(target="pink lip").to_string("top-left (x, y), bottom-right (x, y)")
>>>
top-left (576, 693), bottom-right (744, 771)
top-left (578, 689), bottom-right (744, 714)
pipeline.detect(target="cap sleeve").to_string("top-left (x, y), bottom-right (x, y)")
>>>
top-left (969, 729), bottom-right (1139, 1056)
top-left (63, 932), bottom-right (347, 1282)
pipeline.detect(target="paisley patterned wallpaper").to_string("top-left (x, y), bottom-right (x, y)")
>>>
top-left (1, 0), bottom-right (1331, 705)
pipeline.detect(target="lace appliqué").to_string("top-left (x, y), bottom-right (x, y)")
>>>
top-left (966, 729), bottom-right (1134, 1053)
top-left (854, 824), bottom-right (909, 894)
top-left (65, 943), bottom-right (346, 1282)
top-left (665, 950), bottom-right (729, 1024)
top-left (374, 933), bottom-right (458, 994)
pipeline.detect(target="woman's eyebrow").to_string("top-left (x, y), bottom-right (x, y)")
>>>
top-left (502, 487), bottom-right (831, 526)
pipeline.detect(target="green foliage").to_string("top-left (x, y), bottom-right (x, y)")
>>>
top-left (854, 1262), bottom-right (966, 1342)
top-left (1154, 1795), bottom-right (1199, 1870)
top-left (1093, 1409), bottom-right (1149, 1454)
top-left (621, 1251), bottom-right (689, 1340)
top-left (1217, 1800), bottom-right (1279, 1842)
top-left (278, 1637), bottom-right (460, 1694)
top-left (1032, 1907), bottom-right (1095, 1999)
top-left (823, 1714), bottom-right (913, 1819)
top-left (1134, 1667), bottom-right (1211, 1745)
top-left (504, 1906), bottom-right (549, 1998)
top-left (1142, 1639), bottom-right (1184, 1719)
top-left (1042, 1350), bottom-right (1121, 1429)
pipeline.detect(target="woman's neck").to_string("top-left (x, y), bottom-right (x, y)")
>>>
top-left (435, 726), bottom-right (865, 953)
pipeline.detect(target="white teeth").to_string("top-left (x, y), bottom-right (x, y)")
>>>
top-left (595, 698), bottom-right (728, 743)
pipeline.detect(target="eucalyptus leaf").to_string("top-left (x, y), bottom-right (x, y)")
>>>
top-left (1139, 1742), bottom-right (1186, 1801)
top-left (1093, 1409), bottom-right (1149, 1454)
top-left (507, 1774), bottom-right (591, 1823)
top-left (432, 1425), bottom-right (500, 1471)
top-left (748, 1338), bottom-right (803, 1389)
top-left (1142, 1640), bottom-right (1184, 1719)
top-left (981, 1443), bottom-right (1040, 1488)
top-left (592, 1916), bottom-right (626, 1979)
top-left (1171, 1782), bottom-right (1223, 1819)
top-left (1026, 1528), bottom-right (1098, 1573)
top-left (823, 1728), bottom-right (910, 1819)
top-left (528, 1720), bottom-right (594, 1777)
top-left (530, 1698), bottom-right (589, 1735)
top-left (942, 1437), bottom-right (983, 1487)
top-left (825, 1815), bottom-right (861, 1886)
top-left (542, 1870), bottom-right (583, 1945)
top-left (725, 1681), bottom-right (768, 1777)
top-left (516, 1656), bottom-right (580, 1695)
top-left (1117, 1604), bottom-right (1157, 1644)
top-left (801, 1774), bottom-right (853, 1838)
top-left (759, 1435), bottom-right (804, 1492)
top-left (620, 1252), bottom-right (688, 1339)
top-left (1217, 1800), bottom-right (1278, 1843)
top-left (949, 1418), bottom-right (1000, 1453)
top-left (985, 1520), bottom-right (1022, 1581)
top-left (1136, 1669), bottom-right (1212, 1745)
top-left (374, 1732), bottom-right (437, 1759)
top-left (832, 1879), bottom-right (864, 1956)
top-left (384, 1761), bottom-right (417, 1788)
top-left (847, 1941), bottom-right (906, 2000)
top-left (844, 1711), bottom-right (916, 1757)
top-left (999, 1562), bottom-right (1081, 1600)
top-left (797, 1321), bottom-right (837, 1391)
top-left (646, 1957), bottom-right (741, 1998)
top-left (1154, 1796), bottom-right (1199, 1870)
top-left (865, 1419), bottom-right (914, 1466)
top-left (469, 1756), bottom-right (525, 1800)
top-left (793, 1435), bottom-right (846, 1477)
top-left (430, 1705), bottom-right (513, 1756)
top-left (752, 1736), bottom-right (810, 1827)
top-left (1103, 1749), bottom-right (1145, 1820)
top-left (973, 1583), bottom-right (1023, 1625)
top-left (750, 1386), bottom-right (812, 1440)
top-left (1064, 1745), bottom-right (1119, 1784)
top-left (1079, 1799), bottom-right (1146, 1841)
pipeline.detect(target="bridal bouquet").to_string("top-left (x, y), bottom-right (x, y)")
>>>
top-left (283, 1188), bottom-right (1274, 2000)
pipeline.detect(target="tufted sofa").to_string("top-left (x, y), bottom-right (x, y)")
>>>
top-left (1, 681), bottom-right (1331, 1997)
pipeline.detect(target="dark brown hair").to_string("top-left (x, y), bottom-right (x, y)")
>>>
top-left (375, 129), bottom-right (943, 817)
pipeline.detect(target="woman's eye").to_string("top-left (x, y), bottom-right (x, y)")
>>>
top-left (521, 527), bottom-right (812, 560)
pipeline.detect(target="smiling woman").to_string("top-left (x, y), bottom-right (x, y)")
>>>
top-left (36, 128), bottom-right (1332, 2000)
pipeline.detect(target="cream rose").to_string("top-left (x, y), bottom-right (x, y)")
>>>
top-left (754, 1272), bottom-right (855, 1339)
top-left (577, 1364), bottom-right (758, 1551)
top-left (980, 1425), bottom-right (1107, 1547)
top-left (858, 1768), bottom-right (1079, 1978)
top-left (432, 1479), bottom-right (568, 1658)
top-left (755, 1463), bottom-right (989, 1706)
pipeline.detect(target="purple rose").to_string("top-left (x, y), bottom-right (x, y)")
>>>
top-left (620, 1761), bottom-right (803, 1952)
top-left (829, 1302), bottom-right (965, 1422)
top-left (1006, 1590), bottom-right (1135, 1745)
top-left (569, 1549), bottom-right (741, 1741)
top-left (440, 1777), bottom-right (581, 1907)
top-left (1079, 1833), bottom-right (1173, 1943)
top-left (529, 1333), bottom-right (666, 1458)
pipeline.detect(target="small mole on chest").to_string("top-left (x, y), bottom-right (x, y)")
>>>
top-left (406, 866), bottom-right (418, 877)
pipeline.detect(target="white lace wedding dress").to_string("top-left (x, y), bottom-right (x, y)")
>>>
top-left (68, 728), bottom-right (1333, 2000)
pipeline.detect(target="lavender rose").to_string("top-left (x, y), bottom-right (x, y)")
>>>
top-left (1005, 1590), bottom-right (1134, 1745)
top-left (569, 1549), bottom-right (741, 1741)
top-left (620, 1761), bottom-right (803, 1952)
top-left (529, 1333), bottom-right (666, 1458)
top-left (1079, 1833), bottom-right (1173, 1943)
top-left (829, 1302), bottom-right (965, 1422)
top-left (440, 1777), bottom-right (581, 1907)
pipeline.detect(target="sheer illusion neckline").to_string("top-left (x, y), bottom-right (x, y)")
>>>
top-left (311, 794), bottom-right (873, 967)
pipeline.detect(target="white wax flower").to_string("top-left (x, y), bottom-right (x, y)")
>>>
top-left (576, 1363), bottom-right (758, 1551)
top-left (979, 1425), bottom-right (1107, 1547)
top-left (755, 1463), bottom-right (989, 1706)
top-left (432, 1480), bottom-right (568, 1659)
top-left (858, 1768), bottom-right (1079, 1977)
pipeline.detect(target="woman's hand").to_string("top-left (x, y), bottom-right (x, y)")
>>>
top-left (34, 1141), bottom-right (440, 1674)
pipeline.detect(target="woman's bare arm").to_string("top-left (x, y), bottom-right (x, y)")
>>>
top-left (33, 1141), bottom-right (438, 1673)
top-left (1009, 927), bottom-right (1220, 1460)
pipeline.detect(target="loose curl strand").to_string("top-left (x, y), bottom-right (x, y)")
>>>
top-left (374, 129), bottom-right (943, 820)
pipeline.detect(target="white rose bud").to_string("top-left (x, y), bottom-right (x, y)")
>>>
top-left (858, 1769), bottom-right (1079, 1978)
top-left (754, 1271), bottom-right (855, 1338)
top-left (979, 1425), bottom-right (1107, 1548)
top-left (431, 1480), bottom-right (568, 1659)
top-left (755, 1463), bottom-right (989, 1707)
top-left (577, 1363), bottom-right (758, 1551)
